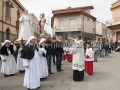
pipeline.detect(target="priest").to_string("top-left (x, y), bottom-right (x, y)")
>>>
top-left (0, 40), bottom-right (18, 77)
top-left (70, 35), bottom-right (84, 81)
top-left (21, 36), bottom-right (40, 90)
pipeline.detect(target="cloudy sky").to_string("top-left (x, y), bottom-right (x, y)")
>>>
top-left (19, 0), bottom-right (116, 24)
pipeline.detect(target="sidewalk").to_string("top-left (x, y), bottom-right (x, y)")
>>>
top-left (0, 51), bottom-right (120, 90)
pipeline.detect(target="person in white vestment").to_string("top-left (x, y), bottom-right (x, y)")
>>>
top-left (22, 36), bottom-right (40, 90)
top-left (70, 35), bottom-right (84, 81)
top-left (17, 10), bottom-right (34, 41)
top-left (0, 40), bottom-right (18, 77)
top-left (38, 38), bottom-right (48, 81)
top-left (85, 42), bottom-right (94, 75)
top-left (62, 44), bottom-right (67, 63)
top-left (17, 43), bottom-right (25, 73)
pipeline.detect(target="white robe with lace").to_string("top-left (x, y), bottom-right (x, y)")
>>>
top-left (70, 41), bottom-right (85, 71)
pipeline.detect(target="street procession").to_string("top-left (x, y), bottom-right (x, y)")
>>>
top-left (0, 0), bottom-right (120, 90)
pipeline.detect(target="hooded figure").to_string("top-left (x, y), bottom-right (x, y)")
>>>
top-left (38, 38), bottom-right (48, 80)
top-left (22, 36), bottom-right (40, 90)
top-left (21, 36), bottom-right (38, 59)
top-left (0, 40), bottom-right (17, 77)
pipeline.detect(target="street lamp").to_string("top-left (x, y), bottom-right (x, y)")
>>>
top-left (82, 15), bottom-right (89, 40)
top-left (2, 0), bottom-right (14, 42)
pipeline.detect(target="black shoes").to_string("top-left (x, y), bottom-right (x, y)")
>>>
top-left (28, 88), bottom-right (35, 90)
top-left (49, 72), bottom-right (54, 74)
top-left (57, 69), bottom-right (64, 72)
top-left (4, 74), bottom-right (8, 77)
top-left (57, 69), bottom-right (60, 72)
top-left (4, 74), bottom-right (14, 77)
top-left (19, 70), bottom-right (25, 73)
top-left (10, 74), bottom-right (14, 76)
top-left (60, 69), bottom-right (64, 71)
top-left (40, 78), bottom-right (44, 81)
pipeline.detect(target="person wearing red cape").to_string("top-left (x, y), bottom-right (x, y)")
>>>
top-left (85, 43), bottom-right (94, 75)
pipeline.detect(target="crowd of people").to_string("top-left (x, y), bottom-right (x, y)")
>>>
top-left (84, 39), bottom-right (112, 60)
top-left (0, 34), bottom-right (114, 90)
top-left (0, 34), bottom-right (65, 90)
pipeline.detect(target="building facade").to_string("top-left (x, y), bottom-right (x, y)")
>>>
top-left (106, 0), bottom-right (120, 43)
top-left (96, 21), bottom-right (112, 43)
top-left (0, 0), bottom-right (26, 43)
top-left (51, 6), bottom-right (96, 41)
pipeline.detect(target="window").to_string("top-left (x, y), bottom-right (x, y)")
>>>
top-left (69, 19), bottom-right (76, 26)
top-left (59, 20), bottom-right (64, 29)
top-left (6, 3), bottom-right (10, 17)
top-left (6, 29), bottom-right (10, 40)
top-left (98, 38), bottom-right (100, 41)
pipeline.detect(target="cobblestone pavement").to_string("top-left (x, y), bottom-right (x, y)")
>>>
top-left (0, 51), bottom-right (120, 90)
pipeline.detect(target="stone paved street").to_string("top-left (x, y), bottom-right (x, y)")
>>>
top-left (0, 51), bottom-right (120, 90)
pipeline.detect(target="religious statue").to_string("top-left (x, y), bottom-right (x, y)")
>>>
top-left (39, 13), bottom-right (47, 37)
top-left (17, 10), bottom-right (34, 41)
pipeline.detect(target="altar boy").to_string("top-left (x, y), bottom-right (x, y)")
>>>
top-left (85, 43), bottom-right (94, 75)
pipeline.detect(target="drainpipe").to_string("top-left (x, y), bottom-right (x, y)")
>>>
top-left (106, 27), bottom-right (107, 40)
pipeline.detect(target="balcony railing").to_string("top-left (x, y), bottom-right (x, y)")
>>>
top-left (54, 24), bottom-right (82, 32)
top-left (106, 17), bottom-right (120, 24)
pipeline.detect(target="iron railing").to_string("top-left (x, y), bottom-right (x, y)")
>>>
top-left (106, 17), bottom-right (120, 24)
top-left (54, 24), bottom-right (82, 31)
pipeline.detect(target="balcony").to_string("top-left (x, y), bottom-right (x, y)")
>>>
top-left (54, 24), bottom-right (82, 32)
top-left (106, 17), bottom-right (120, 29)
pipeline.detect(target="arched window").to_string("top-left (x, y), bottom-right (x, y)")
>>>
top-left (6, 28), bottom-right (10, 40)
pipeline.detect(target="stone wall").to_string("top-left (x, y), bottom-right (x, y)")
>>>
top-left (0, 32), bottom-right (17, 43)
top-left (10, 34), bottom-right (18, 42)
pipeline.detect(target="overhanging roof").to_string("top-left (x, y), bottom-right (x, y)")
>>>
top-left (52, 6), bottom-right (94, 14)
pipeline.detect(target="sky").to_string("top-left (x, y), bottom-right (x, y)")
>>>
top-left (19, 0), bottom-right (116, 35)
top-left (19, 0), bottom-right (116, 23)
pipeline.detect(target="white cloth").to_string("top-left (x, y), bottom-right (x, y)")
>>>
top-left (38, 48), bottom-right (48, 78)
top-left (1, 49), bottom-right (18, 75)
top-left (70, 41), bottom-right (85, 71)
top-left (85, 48), bottom-right (94, 61)
top-left (23, 50), bottom-right (40, 89)
top-left (17, 14), bottom-right (33, 41)
top-left (4, 40), bottom-right (11, 44)
top-left (1, 42), bottom-right (5, 47)
top-left (17, 47), bottom-right (25, 70)
top-left (63, 47), bottom-right (67, 55)
top-left (39, 38), bottom-right (46, 44)
top-left (26, 36), bottom-right (36, 45)
top-left (66, 47), bottom-right (72, 54)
